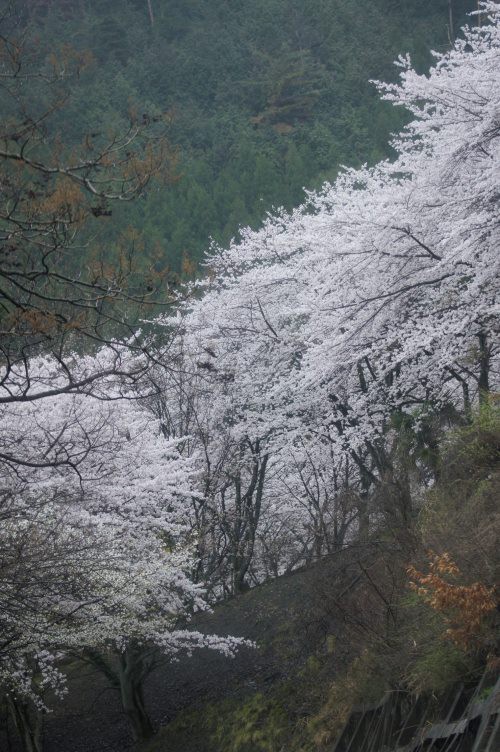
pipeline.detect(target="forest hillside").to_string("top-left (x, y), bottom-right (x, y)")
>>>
top-left (14, 0), bottom-right (476, 274)
top-left (0, 2), bottom-right (498, 752)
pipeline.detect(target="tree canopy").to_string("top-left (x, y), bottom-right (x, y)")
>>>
top-left (9, 0), bottom-right (478, 274)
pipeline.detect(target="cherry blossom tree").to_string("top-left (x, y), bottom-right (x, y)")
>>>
top-left (165, 2), bottom-right (499, 577)
top-left (0, 347), bottom-right (246, 747)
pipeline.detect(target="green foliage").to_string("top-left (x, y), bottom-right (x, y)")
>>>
top-left (395, 587), bottom-right (477, 695)
top-left (306, 650), bottom-right (388, 749)
top-left (439, 400), bottom-right (500, 479)
top-left (400, 405), bottom-right (500, 691)
top-left (214, 694), bottom-right (289, 752)
top-left (15, 0), bottom-right (476, 276)
top-left (406, 638), bottom-right (475, 694)
top-left (142, 694), bottom-right (288, 752)
top-left (419, 403), bottom-right (500, 571)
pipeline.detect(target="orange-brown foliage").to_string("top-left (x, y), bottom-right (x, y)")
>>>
top-left (407, 552), bottom-right (497, 650)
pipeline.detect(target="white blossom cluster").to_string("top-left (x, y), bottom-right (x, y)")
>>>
top-left (156, 4), bottom-right (499, 585)
top-left (0, 347), bottom-right (244, 704)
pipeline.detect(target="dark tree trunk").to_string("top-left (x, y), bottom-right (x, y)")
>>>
top-left (117, 645), bottom-right (155, 741)
top-left (81, 644), bottom-right (155, 743)
top-left (119, 680), bottom-right (154, 741)
top-left (478, 331), bottom-right (490, 405)
top-left (356, 492), bottom-right (370, 542)
top-left (6, 696), bottom-right (42, 752)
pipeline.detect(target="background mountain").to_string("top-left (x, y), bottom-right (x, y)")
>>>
top-left (17, 0), bottom-right (476, 276)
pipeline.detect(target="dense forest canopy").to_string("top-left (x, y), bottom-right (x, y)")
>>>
top-left (10, 0), bottom-right (477, 275)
